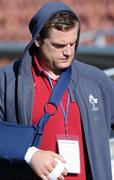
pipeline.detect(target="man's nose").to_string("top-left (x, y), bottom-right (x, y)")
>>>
top-left (63, 44), bottom-right (72, 56)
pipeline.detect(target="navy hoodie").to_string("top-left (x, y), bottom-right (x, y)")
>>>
top-left (0, 2), bottom-right (114, 180)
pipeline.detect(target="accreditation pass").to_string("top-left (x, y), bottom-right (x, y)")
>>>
top-left (57, 139), bottom-right (80, 174)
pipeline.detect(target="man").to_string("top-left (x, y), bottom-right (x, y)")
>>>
top-left (0, 1), bottom-right (114, 180)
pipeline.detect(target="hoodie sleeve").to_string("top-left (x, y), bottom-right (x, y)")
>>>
top-left (110, 81), bottom-right (114, 126)
top-left (0, 69), bottom-right (5, 121)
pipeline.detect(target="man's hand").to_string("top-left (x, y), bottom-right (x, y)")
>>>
top-left (30, 149), bottom-right (67, 180)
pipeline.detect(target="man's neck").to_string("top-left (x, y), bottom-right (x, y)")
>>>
top-left (35, 54), bottom-right (61, 80)
top-left (39, 60), bottom-right (61, 80)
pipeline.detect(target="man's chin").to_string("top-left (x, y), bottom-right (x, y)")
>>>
top-left (59, 62), bottom-right (72, 69)
top-left (57, 65), bottom-right (71, 71)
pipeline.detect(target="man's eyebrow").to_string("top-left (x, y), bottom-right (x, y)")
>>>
top-left (51, 40), bottom-right (76, 47)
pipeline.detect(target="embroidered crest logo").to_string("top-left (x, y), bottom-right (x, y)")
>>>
top-left (89, 94), bottom-right (99, 111)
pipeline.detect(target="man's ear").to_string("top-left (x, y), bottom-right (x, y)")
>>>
top-left (34, 36), bottom-right (40, 47)
top-left (34, 40), bottom-right (40, 47)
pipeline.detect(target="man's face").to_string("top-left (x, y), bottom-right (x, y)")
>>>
top-left (38, 25), bottom-right (78, 74)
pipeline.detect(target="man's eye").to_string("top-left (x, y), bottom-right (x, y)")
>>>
top-left (70, 42), bottom-right (75, 46)
top-left (53, 44), bottom-right (65, 48)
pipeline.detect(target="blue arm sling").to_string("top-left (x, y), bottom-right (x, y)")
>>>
top-left (0, 66), bottom-right (71, 160)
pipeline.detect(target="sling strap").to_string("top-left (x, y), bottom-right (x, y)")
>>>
top-left (33, 66), bottom-right (72, 147)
